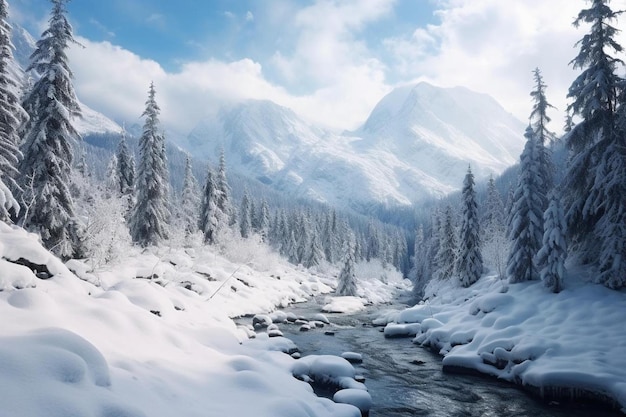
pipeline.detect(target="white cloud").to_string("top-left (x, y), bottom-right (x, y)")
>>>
top-left (245, 11), bottom-right (254, 22)
top-left (66, 0), bottom-right (626, 138)
top-left (384, 0), bottom-right (626, 128)
top-left (68, 38), bottom-right (291, 134)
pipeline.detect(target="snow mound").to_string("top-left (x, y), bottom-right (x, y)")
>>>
top-left (292, 355), bottom-right (365, 391)
top-left (333, 388), bottom-right (373, 414)
top-left (0, 329), bottom-right (141, 417)
top-left (322, 296), bottom-right (366, 314)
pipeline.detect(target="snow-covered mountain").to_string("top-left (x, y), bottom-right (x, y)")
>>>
top-left (185, 83), bottom-right (526, 210)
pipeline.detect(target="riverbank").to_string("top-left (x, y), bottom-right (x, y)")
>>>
top-left (376, 272), bottom-right (626, 414)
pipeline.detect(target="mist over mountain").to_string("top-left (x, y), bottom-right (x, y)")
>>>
top-left (182, 83), bottom-right (526, 211)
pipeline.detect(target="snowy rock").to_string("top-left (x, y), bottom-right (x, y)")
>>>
top-left (341, 352), bottom-right (363, 364)
top-left (322, 296), bottom-right (365, 314)
top-left (252, 314), bottom-right (272, 329)
top-left (333, 389), bottom-right (372, 414)
top-left (299, 324), bottom-right (311, 332)
top-left (313, 313), bottom-right (330, 324)
top-left (383, 323), bottom-right (421, 339)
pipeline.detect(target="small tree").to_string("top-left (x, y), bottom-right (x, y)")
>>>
top-left (216, 149), bottom-right (235, 226)
top-left (411, 225), bottom-right (430, 300)
top-left (116, 128), bottom-right (135, 196)
top-left (337, 233), bottom-right (358, 296)
top-left (482, 176), bottom-right (508, 279)
top-left (536, 190), bottom-right (567, 293)
top-left (180, 154), bottom-right (200, 238)
top-left (435, 206), bottom-right (457, 280)
top-left (198, 166), bottom-right (219, 245)
top-left (457, 166), bottom-right (483, 287)
top-left (257, 199), bottom-right (270, 242)
top-left (239, 188), bottom-right (251, 238)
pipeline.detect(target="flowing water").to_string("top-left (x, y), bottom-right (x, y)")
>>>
top-left (271, 296), bottom-right (623, 417)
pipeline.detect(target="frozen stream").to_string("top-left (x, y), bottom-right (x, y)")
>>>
top-left (271, 296), bottom-right (622, 417)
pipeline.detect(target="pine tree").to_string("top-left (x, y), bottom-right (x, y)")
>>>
top-left (537, 190), bottom-right (567, 293)
top-left (304, 228), bottom-right (325, 269)
top-left (435, 206), bottom-right (457, 280)
top-left (411, 225), bottom-right (430, 299)
top-left (507, 127), bottom-right (544, 282)
top-left (104, 155), bottom-right (119, 195)
top-left (257, 199), bottom-right (270, 242)
top-left (180, 154), bottom-right (200, 237)
top-left (565, 0), bottom-right (624, 260)
top-left (116, 128), bottom-right (135, 196)
top-left (239, 188), bottom-right (251, 238)
top-left (337, 233), bottom-right (358, 296)
top-left (0, 0), bottom-right (26, 221)
top-left (129, 82), bottom-right (170, 247)
top-left (17, 0), bottom-right (82, 259)
top-left (198, 166), bottom-right (219, 244)
top-left (529, 68), bottom-right (554, 205)
top-left (365, 219), bottom-right (380, 262)
top-left (216, 149), bottom-right (235, 227)
top-left (457, 166), bottom-right (483, 287)
top-left (323, 209), bottom-right (339, 264)
top-left (482, 176), bottom-right (508, 279)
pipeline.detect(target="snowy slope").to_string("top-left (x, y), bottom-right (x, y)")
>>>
top-left (0, 222), bottom-right (408, 417)
top-left (185, 84), bottom-right (525, 210)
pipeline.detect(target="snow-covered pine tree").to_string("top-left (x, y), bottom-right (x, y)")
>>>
top-left (239, 188), bottom-right (251, 238)
top-left (323, 209), bottom-right (339, 264)
top-left (304, 227), bottom-right (325, 269)
top-left (116, 128), bottom-right (135, 196)
top-left (482, 176), bottom-right (508, 279)
top-left (180, 154), bottom-right (200, 238)
top-left (337, 232), bottom-right (358, 296)
top-left (104, 154), bottom-right (119, 195)
top-left (435, 206), bottom-right (457, 280)
top-left (216, 149), bottom-right (235, 227)
top-left (257, 199), bottom-right (270, 242)
top-left (411, 225), bottom-right (430, 300)
top-left (0, 0), bottom-right (26, 221)
top-left (365, 219), bottom-right (380, 262)
top-left (17, 0), bottom-right (82, 259)
top-left (129, 82), bottom-right (170, 247)
top-left (506, 127), bottom-right (544, 283)
top-left (198, 166), bottom-right (219, 245)
top-left (529, 68), bottom-right (554, 206)
top-left (593, 94), bottom-right (626, 288)
top-left (286, 230), bottom-right (299, 265)
top-left (564, 0), bottom-right (624, 263)
top-left (536, 190), bottom-right (567, 293)
top-left (457, 166), bottom-right (483, 287)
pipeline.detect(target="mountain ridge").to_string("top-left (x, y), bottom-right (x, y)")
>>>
top-left (182, 83), bottom-right (526, 210)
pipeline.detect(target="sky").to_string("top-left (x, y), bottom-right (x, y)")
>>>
top-left (9, 0), bottom-right (626, 135)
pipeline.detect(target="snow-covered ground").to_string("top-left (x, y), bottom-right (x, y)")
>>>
top-left (376, 270), bottom-right (626, 412)
top-left (0, 222), bottom-right (407, 417)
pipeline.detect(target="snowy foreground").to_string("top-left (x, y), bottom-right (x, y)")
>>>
top-left (377, 272), bottom-right (626, 412)
top-left (0, 222), bottom-right (407, 417)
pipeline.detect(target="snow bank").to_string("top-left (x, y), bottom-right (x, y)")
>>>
top-left (0, 223), bottom-right (365, 417)
top-left (384, 274), bottom-right (626, 410)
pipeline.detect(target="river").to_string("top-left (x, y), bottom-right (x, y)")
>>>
top-left (271, 296), bottom-right (623, 417)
